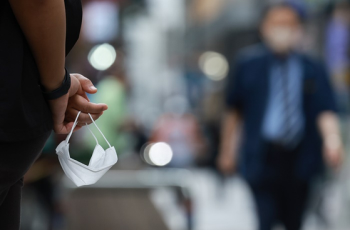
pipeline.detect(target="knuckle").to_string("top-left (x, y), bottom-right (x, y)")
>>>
top-left (75, 73), bottom-right (85, 79)
top-left (82, 104), bottom-right (89, 112)
top-left (78, 114), bottom-right (87, 122)
top-left (80, 77), bottom-right (91, 85)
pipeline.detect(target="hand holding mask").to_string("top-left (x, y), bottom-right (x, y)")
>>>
top-left (56, 111), bottom-right (118, 187)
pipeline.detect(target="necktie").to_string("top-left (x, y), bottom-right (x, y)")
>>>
top-left (280, 60), bottom-right (302, 148)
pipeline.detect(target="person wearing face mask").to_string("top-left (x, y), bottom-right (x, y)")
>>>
top-left (217, 3), bottom-right (343, 230)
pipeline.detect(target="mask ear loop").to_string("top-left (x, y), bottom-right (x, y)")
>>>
top-left (65, 111), bottom-right (111, 148)
top-left (65, 111), bottom-right (81, 143)
top-left (85, 122), bottom-right (99, 146)
top-left (88, 113), bottom-right (112, 148)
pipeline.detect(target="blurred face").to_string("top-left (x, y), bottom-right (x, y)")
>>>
top-left (261, 7), bottom-right (302, 54)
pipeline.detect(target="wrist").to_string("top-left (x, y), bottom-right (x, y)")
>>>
top-left (41, 68), bottom-right (71, 100)
top-left (41, 69), bottom-right (66, 92)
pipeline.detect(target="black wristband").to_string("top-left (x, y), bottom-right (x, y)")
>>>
top-left (41, 68), bottom-right (71, 100)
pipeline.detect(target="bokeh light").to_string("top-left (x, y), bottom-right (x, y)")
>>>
top-left (143, 142), bottom-right (173, 166)
top-left (88, 43), bottom-right (117, 71)
top-left (199, 51), bottom-right (229, 81)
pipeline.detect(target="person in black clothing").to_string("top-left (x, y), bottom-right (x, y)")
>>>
top-left (0, 0), bottom-right (108, 228)
top-left (218, 3), bottom-right (344, 230)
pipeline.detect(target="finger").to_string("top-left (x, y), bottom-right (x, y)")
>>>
top-left (82, 92), bottom-right (90, 101)
top-left (75, 114), bottom-right (103, 126)
top-left (65, 109), bottom-right (103, 124)
top-left (69, 95), bottom-right (108, 113)
top-left (72, 74), bottom-right (98, 94)
top-left (53, 121), bottom-right (75, 135)
top-left (72, 125), bottom-right (82, 132)
top-left (76, 86), bottom-right (90, 101)
top-left (70, 76), bottom-right (90, 101)
top-left (76, 121), bottom-right (92, 126)
top-left (76, 112), bottom-right (103, 124)
top-left (65, 111), bottom-right (103, 124)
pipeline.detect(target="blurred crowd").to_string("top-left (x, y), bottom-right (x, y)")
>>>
top-left (20, 0), bottom-right (350, 230)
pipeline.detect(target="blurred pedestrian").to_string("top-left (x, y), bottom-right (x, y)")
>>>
top-left (0, 0), bottom-right (107, 228)
top-left (218, 3), bottom-right (343, 230)
top-left (150, 111), bottom-right (206, 168)
top-left (325, 2), bottom-right (350, 113)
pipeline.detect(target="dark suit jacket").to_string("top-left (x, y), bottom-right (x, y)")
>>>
top-left (225, 44), bottom-right (337, 186)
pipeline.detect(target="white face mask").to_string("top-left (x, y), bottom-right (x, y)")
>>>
top-left (56, 111), bottom-right (118, 187)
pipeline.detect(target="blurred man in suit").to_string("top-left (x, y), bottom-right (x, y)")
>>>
top-left (218, 3), bottom-right (343, 230)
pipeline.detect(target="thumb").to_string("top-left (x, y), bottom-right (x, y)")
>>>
top-left (74, 74), bottom-right (98, 94)
top-left (62, 121), bottom-right (82, 134)
top-left (64, 121), bottom-right (75, 133)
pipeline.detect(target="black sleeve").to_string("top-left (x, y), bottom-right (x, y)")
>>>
top-left (314, 62), bottom-right (337, 114)
top-left (224, 58), bottom-right (245, 111)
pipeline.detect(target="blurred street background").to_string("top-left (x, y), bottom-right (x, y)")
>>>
top-left (20, 0), bottom-right (350, 229)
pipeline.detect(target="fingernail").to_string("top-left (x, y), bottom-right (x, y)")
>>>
top-left (90, 86), bottom-right (97, 90)
top-left (97, 103), bottom-right (108, 110)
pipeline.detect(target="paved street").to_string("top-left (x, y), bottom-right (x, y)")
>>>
top-left (152, 167), bottom-right (350, 230)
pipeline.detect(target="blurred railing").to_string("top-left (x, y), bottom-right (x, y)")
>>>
top-left (62, 169), bottom-right (193, 230)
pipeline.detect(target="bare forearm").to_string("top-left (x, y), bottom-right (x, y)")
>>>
top-left (9, 0), bottom-right (66, 91)
top-left (318, 111), bottom-right (344, 169)
top-left (317, 111), bottom-right (341, 147)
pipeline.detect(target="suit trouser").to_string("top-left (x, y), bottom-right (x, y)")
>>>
top-left (248, 143), bottom-right (310, 230)
top-left (0, 131), bottom-right (50, 229)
